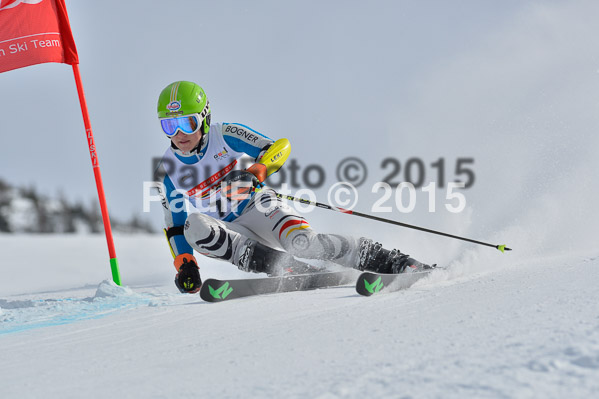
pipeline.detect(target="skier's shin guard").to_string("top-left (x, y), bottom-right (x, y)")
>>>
top-left (237, 240), bottom-right (318, 276)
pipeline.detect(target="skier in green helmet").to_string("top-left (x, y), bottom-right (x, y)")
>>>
top-left (154, 81), bottom-right (434, 294)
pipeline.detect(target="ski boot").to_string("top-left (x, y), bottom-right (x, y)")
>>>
top-left (239, 241), bottom-right (325, 276)
top-left (356, 238), bottom-right (435, 274)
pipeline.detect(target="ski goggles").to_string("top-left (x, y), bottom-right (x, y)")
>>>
top-left (160, 114), bottom-right (202, 137)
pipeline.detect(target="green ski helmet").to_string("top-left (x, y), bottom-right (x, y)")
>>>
top-left (157, 81), bottom-right (211, 135)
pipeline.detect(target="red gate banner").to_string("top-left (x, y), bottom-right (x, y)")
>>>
top-left (0, 0), bottom-right (121, 285)
top-left (0, 0), bottom-right (78, 73)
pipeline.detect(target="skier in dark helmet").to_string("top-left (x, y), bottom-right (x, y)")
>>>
top-left (155, 81), bottom-right (434, 293)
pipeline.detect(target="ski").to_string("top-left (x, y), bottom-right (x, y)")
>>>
top-left (355, 270), bottom-right (432, 296)
top-left (200, 270), bottom-right (358, 302)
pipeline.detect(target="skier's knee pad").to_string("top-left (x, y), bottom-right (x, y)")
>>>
top-left (183, 213), bottom-right (236, 261)
top-left (281, 231), bottom-right (357, 264)
top-left (280, 228), bottom-right (317, 257)
top-left (184, 213), bottom-right (217, 244)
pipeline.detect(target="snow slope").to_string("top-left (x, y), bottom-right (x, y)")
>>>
top-left (1, 235), bottom-right (598, 398)
top-left (2, 1), bottom-right (599, 397)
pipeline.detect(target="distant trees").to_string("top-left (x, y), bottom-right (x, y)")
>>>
top-left (0, 178), bottom-right (10, 233)
top-left (0, 178), bottom-right (154, 234)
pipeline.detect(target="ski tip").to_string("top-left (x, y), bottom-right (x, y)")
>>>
top-left (355, 273), bottom-right (379, 296)
top-left (496, 245), bottom-right (512, 253)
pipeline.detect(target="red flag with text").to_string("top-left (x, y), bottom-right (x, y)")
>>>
top-left (0, 0), bottom-right (78, 73)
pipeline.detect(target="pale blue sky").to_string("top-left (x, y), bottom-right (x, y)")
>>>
top-left (1, 1), bottom-right (598, 257)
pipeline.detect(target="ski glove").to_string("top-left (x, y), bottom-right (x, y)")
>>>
top-left (246, 163), bottom-right (267, 183)
top-left (174, 254), bottom-right (202, 294)
top-left (221, 170), bottom-right (259, 200)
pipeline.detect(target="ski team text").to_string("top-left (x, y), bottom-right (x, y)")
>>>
top-left (0, 39), bottom-right (61, 56)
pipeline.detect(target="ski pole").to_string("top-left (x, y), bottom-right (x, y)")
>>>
top-left (259, 189), bottom-right (511, 253)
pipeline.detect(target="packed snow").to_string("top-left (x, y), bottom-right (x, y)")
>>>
top-left (1, 234), bottom-right (598, 398)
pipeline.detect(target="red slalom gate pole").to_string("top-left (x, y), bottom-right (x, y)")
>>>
top-left (71, 64), bottom-right (122, 285)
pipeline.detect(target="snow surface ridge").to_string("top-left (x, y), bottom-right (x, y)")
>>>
top-left (0, 280), bottom-right (183, 335)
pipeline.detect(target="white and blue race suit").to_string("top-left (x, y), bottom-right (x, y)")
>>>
top-left (157, 121), bottom-right (362, 272)
top-left (157, 122), bottom-right (273, 256)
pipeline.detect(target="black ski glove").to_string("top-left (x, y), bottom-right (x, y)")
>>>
top-left (221, 170), bottom-right (259, 201)
top-left (174, 254), bottom-right (202, 294)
